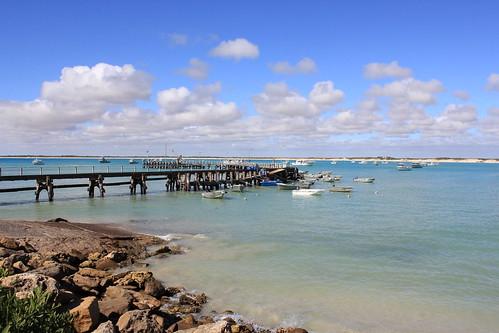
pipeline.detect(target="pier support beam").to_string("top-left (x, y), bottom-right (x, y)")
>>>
top-left (35, 176), bottom-right (53, 201)
top-left (88, 175), bottom-right (105, 198)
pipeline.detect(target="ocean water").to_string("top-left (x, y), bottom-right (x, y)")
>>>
top-left (1, 158), bottom-right (499, 333)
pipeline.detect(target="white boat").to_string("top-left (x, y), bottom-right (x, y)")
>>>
top-left (332, 176), bottom-right (342, 181)
top-left (397, 165), bottom-right (412, 171)
top-left (129, 159), bottom-right (138, 164)
top-left (231, 184), bottom-right (245, 192)
top-left (291, 159), bottom-right (314, 166)
top-left (359, 161), bottom-right (368, 164)
top-left (353, 177), bottom-right (375, 183)
top-left (99, 157), bottom-right (111, 163)
top-left (292, 189), bottom-right (325, 196)
top-left (330, 186), bottom-right (353, 193)
top-left (330, 161), bottom-right (337, 165)
top-left (32, 158), bottom-right (44, 165)
top-left (322, 176), bottom-right (336, 183)
top-left (277, 183), bottom-right (299, 190)
top-left (201, 190), bottom-right (225, 199)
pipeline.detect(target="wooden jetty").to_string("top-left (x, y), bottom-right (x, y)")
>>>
top-left (0, 161), bottom-right (298, 202)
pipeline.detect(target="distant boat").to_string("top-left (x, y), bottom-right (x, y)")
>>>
top-left (231, 184), bottom-right (245, 192)
top-left (382, 161), bottom-right (389, 164)
top-left (201, 190), bottom-right (225, 199)
top-left (32, 158), bottom-right (44, 165)
top-left (292, 189), bottom-right (325, 196)
top-left (99, 157), bottom-right (111, 163)
top-left (277, 183), bottom-right (299, 190)
top-left (411, 162), bottom-right (423, 168)
top-left (359, 161), bottom-right (368, 164)
top-left (129, 159), bottom-right (138, 164)
top-left (330, 161), bottom-right (337, 165)
top-left (292, 159), bottom-right (314, 166)
top-left (353, 177), bottom-right (375, 183)
top-left (260, 180), bottom-right (278, 186)
top-left (330, 186), bottom-right (353, 193)
top-left (397, 165), bottom-right (412, 171)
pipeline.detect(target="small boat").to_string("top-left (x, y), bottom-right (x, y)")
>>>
top-left (260, 180), bottom-right (278, 186)
top-left (382, 161), bottom-right (389, 164)
top-left (330, 161), bottom-right (337, 165)
top-left (411, 162), bottom-right (423, 168)
top-left (129, 159), bottom-right (138, 164)
top-left (298, 180), bottom-right (314, 189)
top-left (32, 158), bottom-right (44, 165)
top-left (332, 176), bottom-right (342, 181)
top-left (231, 184), bottom-right (245, 192)
top-left (397, 165), bottom-right (412, 171)
top-left (330, 186), bottom-right (353, 193)
top-left (353, 177), bottom-right (375, 183)
top-left (99, 157), bottom-right (111, 163)
top-left (292, 189), bottom-right (325, 196)
top-left (201, 190), bottom-right (225, 199)
top-left (291, 159), bottom-right (314, 166)
top-left (277, 183), bottom-right (299, 190)
top-left (359, 161), bottom-right (368, 164)
top-left (322, 176), bottom-right (336, 183)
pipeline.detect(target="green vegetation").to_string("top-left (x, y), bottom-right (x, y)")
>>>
top-left (0, 268), bottom-right (9, 278)
top-left (0, 287), bottom-right (73, 333)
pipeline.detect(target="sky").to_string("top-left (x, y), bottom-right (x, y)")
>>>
top-left (0, 0), bottom-right (498, 157)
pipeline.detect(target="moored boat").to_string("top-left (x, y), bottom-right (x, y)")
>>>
top-left (353, 177), bottom-right (375, 183)
top-left (129, 159), bottom-right (138, 164)
top-left (231, 184), bottom-right (245, 192)
top-left (411, 162), bottom-right (423, 168)
top-left (260, 180), bottom-right (278, 186)
top-left (277, 183), bottom-right (299, 190)
top-left (201, 190), bottom-right (225, 199)
top-left (99, 156), bottom-right (111, 163)
top-left (292, 189), bottom-right (325, 196)
top-left (32, 158), bottom-right (44, 165)
top-left (291, 159), bottom-right (314, 166)
top-left (397, 165), bottom-right (412, 171)
top-left (330, 186), bottom-right (353, 193)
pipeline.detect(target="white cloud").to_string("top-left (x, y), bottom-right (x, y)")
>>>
top-left (486, 73), bottom-right (499, 91)
top-left (364, 61), bottom-right (412, 79)
top-left (453, 90), bottom-right (470, 100)
top-left (425, 104), bottom-right (477, 136)
top-left (179, 58), bottom-right (209, 80)
top-left (167, 33), bottom-right (188, 46)
top-left (253, 81), bottom-right (343, 117)
top-left (369, 78), bottom-right (444, 104)
top-left (210, 38), bottom-right (259, 60)
top-left (270, 57), bottom-right (317, 75)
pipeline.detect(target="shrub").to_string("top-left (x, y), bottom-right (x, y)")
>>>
top-left (0, 268), bottom-right (9, 278)
top-left (0, 286), bottom-right (74, 333)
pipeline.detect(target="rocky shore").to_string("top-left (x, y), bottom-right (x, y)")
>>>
top-left (0, 219), bottom-right (308, 333)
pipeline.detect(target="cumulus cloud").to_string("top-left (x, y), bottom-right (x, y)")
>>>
top-left (253, 81), bottom-right (344, 117)
top-left (179, 58), bottom-right (209, 80)
top-left (425, 104), bottom-right (477, 136)
top-left (210, 38), bottom-right (259, 60)
top-left (453, 90), bottom-right (470, 100)
top-left (486, 73), bottom-right (499, 91)
top-left (167, 33), bottom-right (188, 46)
top-left (270, 57), bottom-right (317, 75)
top-left (364, 61), bottom-right (412, 79)
top-left (369, 78), bottom-right (444, 104)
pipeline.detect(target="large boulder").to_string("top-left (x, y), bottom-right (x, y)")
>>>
top-left (276, 328), bottom-right (308, 333)
top-left (0, 237), bottom-right (19, 250)
top-left (114, 271), bottom-right (153, 290)
top-left (116, 310), bottom-right (164, 333)
top-left (105, 251), bottom-right (128, 263)
top-left (72, 268), bottom-right (111, 291)
top-left (91, 321), bottom-right (116, 333)
top-left (144, 277), bottom-right (165, 297)
top-left (70, 296), bottom-right (100, 333)
top-left (176, 321), bottom-right (229, 333)
top-left (0, 272), bottom-right (59, 299)
top-left (33, 260), bottom-right (78, 280)
top-left (98, 286), bottom-right (133, 321)
top-left (94, 258), bottom-right (118, 271)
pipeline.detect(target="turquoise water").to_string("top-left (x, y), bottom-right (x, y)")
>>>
top-left (1, 158), bottom-right (499, 333)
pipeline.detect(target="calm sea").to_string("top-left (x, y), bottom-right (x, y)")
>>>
top-left (1, 158), bottom-right (498, 333)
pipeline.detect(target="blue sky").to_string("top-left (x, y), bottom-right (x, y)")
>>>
top-left (1, 1), bottom-right (498, 157)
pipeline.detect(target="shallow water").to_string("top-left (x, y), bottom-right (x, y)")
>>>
top-left (1, 158), bottom-right (499, 333)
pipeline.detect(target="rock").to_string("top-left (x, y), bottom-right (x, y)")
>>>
top-left (95, 257), bottom-right (118, 271)
top-left (129, 290), bottom-right (161, 310)
top-left (175, 321), bottom-right (229, 333)
top-left (144, 277), bottom-right (164, 297)
top-left (12, 260), bottom-right (30, 272)
top-left (72, 268), bottom-right (111, 291)
top-left (105, 251), bottom-right (128, 263)
top-left (17, 239), bottom-right (36, 253)
top-left (0, 272), bottom-right (59, 299)
top-left (160, 303), bottom-right (201, 315)
top-left (52, 252), bottom-right (82, 266)
top-left (27, 252), bottom-right (45, 269)
top-left (47, 217), bottom-right (68, 222)
top-left (153, 245), bottom-right (172, 256)
top-left (179, 293), bottom-right (207, 306)
top-left (114, 271), bottom-right (153, 290)
top-left (0, 247), bottom-right (18, 258)
top-left (88, 252), bottom-right (102, 261)
top-left (231, 324), bottom-right (255, 333)
top-left (197, 316), bottom-right (215, 325)
top-left (275, 328), bottom-right (308, 333)
top-left (98, 286), bottom-right (133, 321)
top-left (33, 260), bottom-right (78, 280)
top-left (70, 296), bottom-right (100, 333)
top-left (167, 314), bottom-right (198, 332)
top-left (92, 321), bottom-right (116, 333)
top-left (0, 237), bottom-right (19, 250)
top-left (116, 310), bottom-right (163, 333)
top-left (80, 260), bottom-right (95, 268)
top-left (164, 286), bottom-right (186, 297)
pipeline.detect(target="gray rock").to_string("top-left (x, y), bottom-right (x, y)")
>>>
top-left (116, 310), bottom-right (163, 333)
top-left (176, 321), bottom-right (229, 333)
top-left (0, 272), bottom-right (59, 299)
top-left (92, 321), bottom-right (116, 333)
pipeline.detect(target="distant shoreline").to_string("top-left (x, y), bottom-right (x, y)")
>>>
top-left (1, 155), bottom-right (499, 163)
